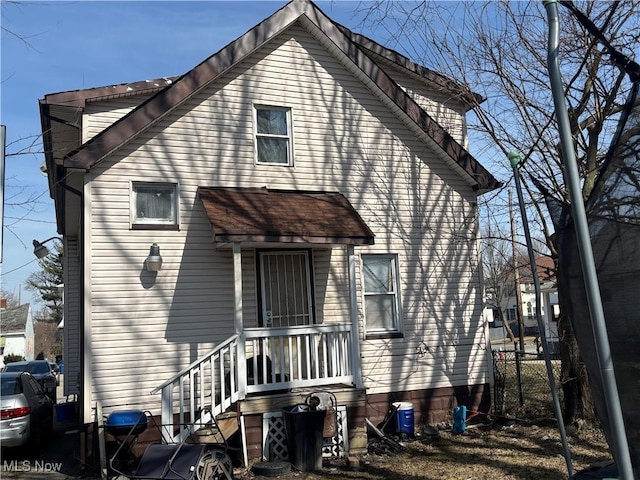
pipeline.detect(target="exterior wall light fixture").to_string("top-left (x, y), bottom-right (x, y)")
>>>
top-left (145, 243), bottom-right (163, 272)
top-left (32, 237), bottom-right (62, 259)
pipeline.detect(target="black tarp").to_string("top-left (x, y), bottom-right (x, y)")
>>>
top-left (543, 82), bottom-right (640, 476)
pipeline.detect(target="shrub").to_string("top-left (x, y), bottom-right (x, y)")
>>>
top-left (3, 354), bottom-right (26, 364)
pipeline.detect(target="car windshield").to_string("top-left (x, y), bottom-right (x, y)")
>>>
top-left (0, 377), bottom-right (23, 396)
top-left (5, 362), bottom-right (50, 374)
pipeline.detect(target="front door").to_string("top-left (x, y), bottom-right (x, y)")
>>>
top-left (259, 250), bottom-right (313, 328)
top-left (258, 250), bottom-right (314, 381)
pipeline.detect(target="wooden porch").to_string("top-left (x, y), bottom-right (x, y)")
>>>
top-left (151, 322), bottom-right (365, 459)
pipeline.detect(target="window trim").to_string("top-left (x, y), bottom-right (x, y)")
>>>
top-left (131, 181), bottom-right (179, 230)
top-left (254, 105), bottom-right (293, 166)
top-left (361, 253), bottom-right (403, 338)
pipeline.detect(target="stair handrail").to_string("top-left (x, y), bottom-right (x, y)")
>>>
top-left (150, 334), bottom-right (242, 443)
top-left (150, 334), bottom-right (240, 395)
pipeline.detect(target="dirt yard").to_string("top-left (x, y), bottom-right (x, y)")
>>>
top-left (241, 419), bottom-right (613, 480)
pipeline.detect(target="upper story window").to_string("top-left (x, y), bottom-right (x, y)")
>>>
top-left (362, 254), bottom-right (402, 337)
top-left (131, 182), bottom-right (178, 229)
top-left (255, 106), bottom-right (292, 165)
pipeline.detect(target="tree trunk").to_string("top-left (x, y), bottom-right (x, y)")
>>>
top-left (555, 260), bottom-right (595, 424)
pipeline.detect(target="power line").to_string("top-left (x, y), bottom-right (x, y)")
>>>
top-left (1, 258), bottom-right (38, 276)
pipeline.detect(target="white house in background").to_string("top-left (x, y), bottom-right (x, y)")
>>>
top-left (39, 0), bottom-right (501, 465)
top-left (0, 301), bottom-right (35, 366)
top-left (487, 256), bottom-right (560, 353)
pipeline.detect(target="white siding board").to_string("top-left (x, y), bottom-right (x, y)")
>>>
top-left (85, 25), bottom-right (486, 413)
top-left (83, 96), bottom-right (153, 142)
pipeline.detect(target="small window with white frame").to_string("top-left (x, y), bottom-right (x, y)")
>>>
top-left (362, 254), bottom-right (402, 336)
top-left (131, 182), bottom-right (178, 229)
top-left (255, 106), bottom-right (292, 165)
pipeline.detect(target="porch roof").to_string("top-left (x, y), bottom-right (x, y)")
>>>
top-left (197, 187), bottom-right (375, 246)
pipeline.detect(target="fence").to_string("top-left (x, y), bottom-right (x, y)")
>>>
top-left (492, 349), bottom-right (563, 419)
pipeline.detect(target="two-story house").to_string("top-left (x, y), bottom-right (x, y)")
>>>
top-left (39, 0), bottom-right (500, 464)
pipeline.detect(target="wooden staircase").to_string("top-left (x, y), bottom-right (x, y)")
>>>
top-left (187, 412), bottom-right (240, 446)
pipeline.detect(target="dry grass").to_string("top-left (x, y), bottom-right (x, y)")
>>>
top-left (243, 420), bottom-right (612, 480)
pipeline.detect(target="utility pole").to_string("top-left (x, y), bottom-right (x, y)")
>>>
top-left (509, 189), bottom-right (526, 353)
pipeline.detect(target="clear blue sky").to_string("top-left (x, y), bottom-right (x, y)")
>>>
top-left (1, 1), bottom-right (384, 305)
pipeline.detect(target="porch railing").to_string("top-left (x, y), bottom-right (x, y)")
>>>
top-left (244, 323), bottom-right (354, 393)
top-left (151, 323), bottom-right (354, 441)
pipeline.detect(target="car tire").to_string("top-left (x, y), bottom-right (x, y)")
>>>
top-left (251, 461), bottom-right (291, 477)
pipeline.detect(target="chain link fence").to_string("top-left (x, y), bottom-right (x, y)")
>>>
top-left (492, 349), bottom-right (563, 419)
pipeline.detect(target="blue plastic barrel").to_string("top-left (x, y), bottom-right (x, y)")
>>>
top-left (392, 402), bottom-right (414, 435)
top-left (452, 405), bottom-right (467, 433)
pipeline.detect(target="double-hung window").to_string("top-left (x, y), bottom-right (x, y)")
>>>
top-left (255, 106), bottom-right (292, 165)
top-left (131, 182), bottom-right (178, 229)
top-left (362, 254), bottom-right (402, 336)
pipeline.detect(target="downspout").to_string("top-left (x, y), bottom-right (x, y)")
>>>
top-left (543, 2), bottom-right (633, 477)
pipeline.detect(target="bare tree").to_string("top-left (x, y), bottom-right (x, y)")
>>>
top-left (1, 1), bottom-right (53, 246)
top-left (481, 227), bottom-right (517, 343)
top-left (357, 0), bottom-right (640, 422)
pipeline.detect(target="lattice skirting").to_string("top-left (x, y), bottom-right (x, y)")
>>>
top-left (262, 406), bottom-right (348, 461)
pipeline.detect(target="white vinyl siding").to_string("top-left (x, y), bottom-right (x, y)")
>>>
top-left (83, 24), bottom-right (485, 410)
top-left (83, 96), bottom-right (153, 142)
top-left (370, 53), bottom-right (469, 145)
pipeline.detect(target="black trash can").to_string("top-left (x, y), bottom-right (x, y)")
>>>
top-left (281, 404), bottom-right (325, 472)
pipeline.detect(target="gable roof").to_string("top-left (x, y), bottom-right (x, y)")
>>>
top-left (41, 0), bottom-right (500, 198)
top-left (1, 304), bottom-right (31, 334)
top-left (198, 187), bottom-right (375, 246)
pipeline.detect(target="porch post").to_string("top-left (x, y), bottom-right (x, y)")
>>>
top-left (348, 245), bottom-right (363, 388)
top-left (233, 242), bottom-right (247, 400)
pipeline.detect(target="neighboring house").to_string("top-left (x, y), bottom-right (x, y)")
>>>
top-left (0, 301), bottom-right (35, 366)
top-left (39, 0), bottom-right (500, 464)
top-left (486, 256), bottom-right (560, 353)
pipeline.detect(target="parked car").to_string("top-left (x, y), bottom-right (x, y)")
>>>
top-left (48, 362), bottom-right (60, 386)
top-left (0, 371), bottom-right (54, 447)
top-left (3, 361), bottom-right (57, 403)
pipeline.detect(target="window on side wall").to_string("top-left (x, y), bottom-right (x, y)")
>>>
top-left (131, 182), bottom-right (178, 229)
top-left (362, 254), bottom-right (402, 337)
top-left (255, 106), bottom-right (292, 165)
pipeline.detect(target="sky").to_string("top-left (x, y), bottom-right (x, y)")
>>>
top-left (1, 0), bottom-right (383, 306)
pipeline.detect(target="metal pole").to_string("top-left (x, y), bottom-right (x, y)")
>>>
top-left (509, 190), bottom-right (527, 358)
top-left (509, 152), bottom-right (573, 477)
top-left (543, 2), bottom-right (633, 477)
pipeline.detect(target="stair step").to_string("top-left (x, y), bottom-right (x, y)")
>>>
top-left (188, 415), bottom-right (239, 444)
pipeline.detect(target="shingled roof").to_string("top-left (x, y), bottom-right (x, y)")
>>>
top-left (198, 187), bottom-right (375, 246)
top-left (1, 304), bottom-right (31, 334)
